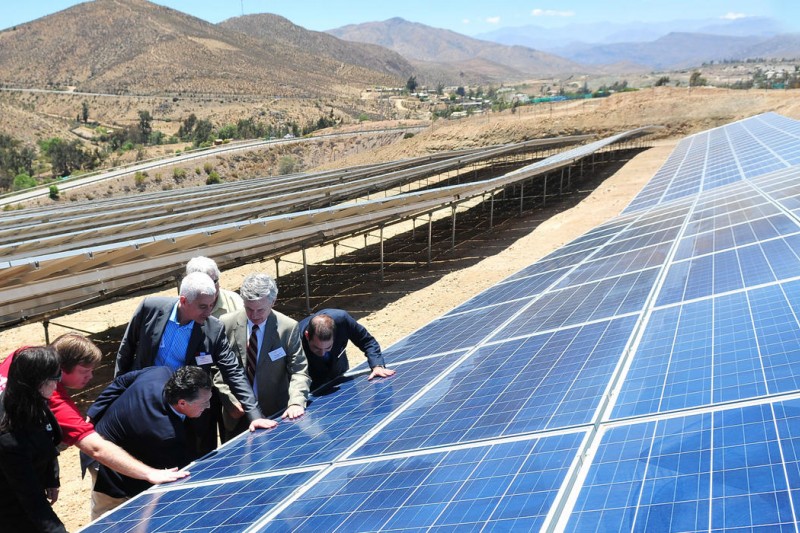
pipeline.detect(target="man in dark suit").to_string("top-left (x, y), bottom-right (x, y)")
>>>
top-left (83, 366), bottom-right (211, 519)
top-left (217, 273), bottom-right (310, 441)
top-left (298, 309), bottom-right (396, 390)
top-left (114, 272), bottom-right (272, 457)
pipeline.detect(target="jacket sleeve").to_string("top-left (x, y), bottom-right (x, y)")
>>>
top-left (211, 324), bottom-right (264, 422)
top-left (284, 322), bottom-right (311, 408)
top-left (343, 312), bottom-right (385, 368)
top-left (214, 317), bottom-right (240, 413)
top-left (88, 369), bottom-right (141, 423)
top-left (0, 433), bottom-right (67, 533)
top-left (115, 298), bottom-right (147, 377)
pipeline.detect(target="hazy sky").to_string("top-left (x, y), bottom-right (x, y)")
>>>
top-left (2, 0), bottom-right (798, 35)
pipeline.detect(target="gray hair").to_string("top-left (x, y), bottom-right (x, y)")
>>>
top-left (240, 273), bottom-right (278, 303)
top-left (180, 272), bottom-right (217, 301)
top-left (185, 256), bottom-right (220, 279)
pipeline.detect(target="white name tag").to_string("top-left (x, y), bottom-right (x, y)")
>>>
top-left (195, 352), bottom-right (213, 365)
top-left (269, 347), bottom-right (287, 361)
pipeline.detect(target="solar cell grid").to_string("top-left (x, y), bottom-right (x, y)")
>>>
top-left (353, 317), bottom-right (636, 457)
top-left (82, 472), bottom-right (313, 533)
top-left (570, 398), bottom-right (800, 532)
top-left (170, 352), bottom-right (463, 483)
top-left (267, 432), bottom-right (585, 532)
top-left (387, 299), bottom-right (531, 363)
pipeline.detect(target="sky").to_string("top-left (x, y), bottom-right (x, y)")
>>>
top-left (1, 0), bottom-right (798, 35)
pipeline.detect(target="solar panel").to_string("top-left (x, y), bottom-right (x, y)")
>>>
top-left (80, 113), bottom-right (800, 532)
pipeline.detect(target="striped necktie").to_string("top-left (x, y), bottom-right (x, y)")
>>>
top-left (246, 325), bottom-right (258, 385)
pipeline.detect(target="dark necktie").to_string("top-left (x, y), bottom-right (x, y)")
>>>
top-left (246, 325), bottom-right (258, 385)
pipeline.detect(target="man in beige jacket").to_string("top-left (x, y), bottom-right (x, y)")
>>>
top-left (216, 273), bottom-right (310, 441)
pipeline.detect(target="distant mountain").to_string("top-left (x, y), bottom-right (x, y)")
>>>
top-left (0, 0), bottom-right (406, 96)
top-left (219, 14), bottom-right (414, 79)
top-left (327, 17), bottom-right (588, 82)
top-left (553, 32), bottom-right (800, 70)
top-left (475, 16), bottom-right (789, 51)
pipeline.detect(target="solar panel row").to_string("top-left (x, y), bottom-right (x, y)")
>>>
top-left (81, 113), bottom-right (800, 532)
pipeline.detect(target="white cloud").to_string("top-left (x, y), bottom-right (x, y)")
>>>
top-left (486, 16), bottom-right (501, 24)
top-left (531, 9), bottom-right (575, 18)
top-left (721, 12), bottom-right (747, 20)
top-left (462, 18), bottom-right (471, 24)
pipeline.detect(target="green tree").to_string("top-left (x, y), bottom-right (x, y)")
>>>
top-left (12, 173), bottom-right (36, 191)
top-left (138, 110), bottom-right (153, 144)
top-left (655, 76), bottom-right (671, 87)
top-left (406, 75), bottom-right (418, 93)
top-left (49, 184), bottom-right (60, 200)
top-left (192, 119), bottom-right (214, 146)
top-left (81, 101), bottom-right (89, 123)
top-left (40, 137), bottom-right (93, 177)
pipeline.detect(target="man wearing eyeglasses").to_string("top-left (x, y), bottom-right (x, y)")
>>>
top-left (81, 366), bottom-right (213, 519)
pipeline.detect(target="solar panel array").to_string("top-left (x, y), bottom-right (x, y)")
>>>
top-left (80, 112), bottom-right (800, 532)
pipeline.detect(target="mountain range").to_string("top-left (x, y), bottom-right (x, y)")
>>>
top-left (0, 0), bottom-right (798, 99)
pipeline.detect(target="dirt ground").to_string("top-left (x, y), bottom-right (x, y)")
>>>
top-left (0, 135), bottom-right (675, 531)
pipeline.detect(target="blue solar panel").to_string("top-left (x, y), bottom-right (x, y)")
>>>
top-left (267, 431), bottom-right (585, 532)
top-left (568, 399), bottom-right (800, 531)
top-left (84, 113), bottom-right (800, 532)
top-left (354, 317), bottom-right (637, 457)
top-left (82, 472), bottom-right (313, 532)
top-left (177, 352), bottom-right (464, 482)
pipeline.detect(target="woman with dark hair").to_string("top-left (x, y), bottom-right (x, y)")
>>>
top-left (0, 346), bottom-right (67, 532)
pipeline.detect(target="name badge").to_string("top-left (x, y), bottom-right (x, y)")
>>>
top-left (269, 347), bottom-right (287, 361)
top-left (195, 352), bottom-right (213, 365)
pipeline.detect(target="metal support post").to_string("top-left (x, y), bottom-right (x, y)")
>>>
top-left (490, 192), bottom-right (495, 229)
top-left (274, 257), bottom-right (280, 281)
top-left (427, 213), bottom-right (433, 266)
top-left (451, 204), bottom-right (457, 249)
top-left (302, 248), bottom-right (311, 315)
top-left (379, 226), bottom-right (385, 282)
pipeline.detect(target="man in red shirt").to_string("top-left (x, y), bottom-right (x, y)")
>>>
top-left (0, 333), bottom-right (188, 488)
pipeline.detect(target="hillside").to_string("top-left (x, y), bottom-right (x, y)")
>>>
top-left (328, 17), bottom-right (587, 81)
top-left (0, 0), bottom-right (404, 96)
top-left (219, 14), bottom-right (414, 80)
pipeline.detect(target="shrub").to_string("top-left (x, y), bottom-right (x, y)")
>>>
top-left (173, 168), bottom-right (187, 183)
top-left (49, 185), bottom-right (59, 200)
top-left (206, 171), bottom-right (221, 185)
top-left (12, 173), bottom-right (36, 191)
top-left (134, 171), bottom-right (147, 190)
top-left (278, 156), bottom-right (296, 175)
top-left (203, 162), bottom-right (213, 175)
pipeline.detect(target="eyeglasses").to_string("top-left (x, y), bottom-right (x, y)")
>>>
top-left (46, 372), bottom-right (62, 383)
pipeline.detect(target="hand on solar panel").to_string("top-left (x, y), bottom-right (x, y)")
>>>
top-left (147, 467), bottom-right (190, 485)
top-left (249, 417), bottom-right (278, 431)
top-left (281, 404), bottom-right (305, 420)
top-left (367, 366), bottom-right (396, 381)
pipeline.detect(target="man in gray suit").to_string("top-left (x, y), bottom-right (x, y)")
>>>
top-left (216, 273), bottom-right (310, 441)
top-left (115, 272), bottom-right (274, 457)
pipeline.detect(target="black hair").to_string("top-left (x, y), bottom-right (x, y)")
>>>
top-left (164, 366), bottom-right (212, 405)
top-left (0, 346), bottom-right (60, 432)
top-left (307, 313), bottom-right (336, 341)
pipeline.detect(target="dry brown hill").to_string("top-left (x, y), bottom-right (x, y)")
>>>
top-left (0, 0), bottom-right (404, 96)
top-left (219, 14), bottom-right (414, 81)
top-left (327, 17), bottom-right (589, 82)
